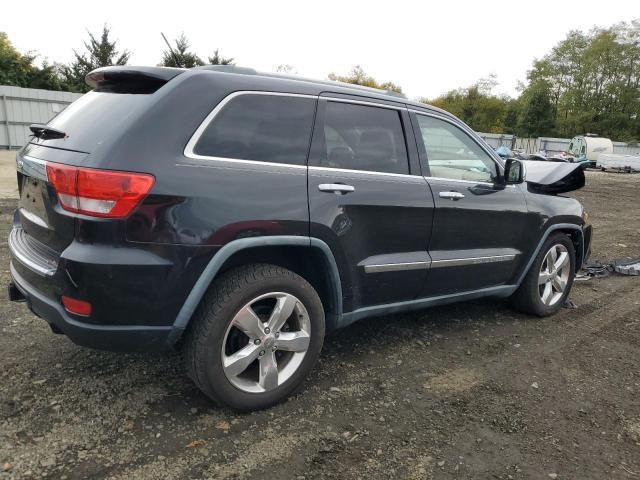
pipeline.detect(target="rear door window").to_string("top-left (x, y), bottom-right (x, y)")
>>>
top-left (314, 101), bottom-right (409, 175)
top-left (193, 94), bottom-right (316, 166)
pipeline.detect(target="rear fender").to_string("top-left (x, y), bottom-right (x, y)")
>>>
top-left (167, 236), bottom-right (342, 346)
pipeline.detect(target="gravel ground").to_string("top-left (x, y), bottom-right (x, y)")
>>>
top-left (1, 170), bottom-right (639, 480)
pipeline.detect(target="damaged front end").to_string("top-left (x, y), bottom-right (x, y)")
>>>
top-left (522, 160), bottom-right (585, 194)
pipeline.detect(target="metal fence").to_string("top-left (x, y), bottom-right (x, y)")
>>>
top-left (0, 86), bottom-right (82, 149)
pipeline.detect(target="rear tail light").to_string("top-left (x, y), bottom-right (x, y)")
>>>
top-left (46, 162), bottom-right (154, 218)
top-left (62, 296), bottom-right (92, 316)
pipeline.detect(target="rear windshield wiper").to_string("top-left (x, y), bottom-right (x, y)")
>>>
top-left (29, 124), bottom-right (66, 140)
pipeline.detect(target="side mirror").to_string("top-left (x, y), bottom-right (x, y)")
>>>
top-left (504, 158), bottom-right (525, 184)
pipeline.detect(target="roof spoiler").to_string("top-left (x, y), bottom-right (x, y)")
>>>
top-left (85, 66), bottom-right (185, 94)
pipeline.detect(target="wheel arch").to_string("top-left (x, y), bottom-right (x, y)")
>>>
top-left (515, 223), bottom-right (585, 286)
top-left (167, 236), bottom-right (343, 346)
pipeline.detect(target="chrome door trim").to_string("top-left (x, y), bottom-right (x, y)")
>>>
top-left (183, 91), bottom-right (317, 169)
top-left (364, 261), bottom-right (431, 274)
top-left (430, 254), bottom-right (516, 269)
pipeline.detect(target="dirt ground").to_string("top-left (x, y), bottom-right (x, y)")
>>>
top-left (1, 167), bottom-right (639, 480)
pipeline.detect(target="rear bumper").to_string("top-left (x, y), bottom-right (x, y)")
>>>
top-left (9, 261), bottom-right (172, 352)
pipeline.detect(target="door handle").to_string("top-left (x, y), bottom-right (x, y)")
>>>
top-left (318, 183), bottom-right (355, 195)
top-left (439, 191), bottom-right (465, 200)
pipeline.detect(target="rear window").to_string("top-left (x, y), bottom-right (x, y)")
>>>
top-left (193, 94), bottom-right (316, 166)
top-left (37, 91), bottom-right (152, 154)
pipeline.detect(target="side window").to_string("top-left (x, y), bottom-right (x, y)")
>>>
top-left (416, 115), bottom-right (498, 183)
top-left (193, 94), bottom-right (316, 165)
top-left (316, 101), bottom-right (409, 175)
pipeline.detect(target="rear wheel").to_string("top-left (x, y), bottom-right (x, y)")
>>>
top-left (183, 264), bottom-right (325, 411)
top-left (511, 233), bottom-right (576, 317)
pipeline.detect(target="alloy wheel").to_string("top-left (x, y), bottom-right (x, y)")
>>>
top-left (538, 244), bottom-right (571, 306)
top-left (221, 292), bottom-right (311, 393)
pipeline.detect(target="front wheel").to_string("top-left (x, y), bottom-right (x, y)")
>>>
top-left (183, 264), bottom-right (325, 411)
top-left (511, 233), bottom-right (576, 317)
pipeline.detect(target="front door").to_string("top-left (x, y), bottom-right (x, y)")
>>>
top-left (308, 97), bottom-right (435, 313)
top-left (410, 112), bottom-right (529, 297)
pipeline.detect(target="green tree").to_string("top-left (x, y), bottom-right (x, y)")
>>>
top-left (423, 75), bottom-right (510, 133)
top-left (328, 65), bottom-right (403, 93)
top-left (0, 32), bottom-right (34, 87)
top-left (525, 20), bottom-right (640, 140)
top-left (61, 25), bottom-right (131, 93)
top-left (160, 33), bottom-right (203, 68)
top-left (207, 49), bottom-right (234, 65)
top-left (516, 80), bottom-right (556, 137)
top-left (0, 32), bottom-right (65, 90)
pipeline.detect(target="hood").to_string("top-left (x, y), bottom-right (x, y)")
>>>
top-left (523, 160), bottom-right (585, 194)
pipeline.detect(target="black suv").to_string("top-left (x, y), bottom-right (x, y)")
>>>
top-left (8, 65), bottom-right (591, 410)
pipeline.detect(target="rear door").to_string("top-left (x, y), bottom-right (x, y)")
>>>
top-left (308, 96), bottom-right (434, 313)
top-left (410, 112), bottom-right (529, 296)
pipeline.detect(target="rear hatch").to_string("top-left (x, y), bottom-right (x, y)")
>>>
top-left (12, 66), bottom-right (183, 269)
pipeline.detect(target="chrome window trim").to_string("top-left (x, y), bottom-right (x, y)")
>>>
top-left (321, 96), bottom-right (407, 111)
top-left (308, 165), bottom-right (419, 180)
top-left (409, 109), bottom-right (505, 175)
top-left (183, 91), bottom-right (317, 168)
top-left (424, 176), bottom-right (495, 187)
top-left (430, 254), bottom-right (516, 269)
top-left (364, 261), bottom-right (431, 274)
top-left (424, 175), bottom-right (515, 188)
top-left (183, 91), bottom-right (415, 175)
top-left (179, 157), bottom-right (307, 170)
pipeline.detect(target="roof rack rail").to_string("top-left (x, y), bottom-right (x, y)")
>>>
top-left (194, 65), bottom-right (258, 75)
top-left (193, 65), bottom-right (409, 100)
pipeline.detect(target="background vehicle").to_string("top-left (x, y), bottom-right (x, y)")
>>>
top-left (8, 65), bottom-right (591, 410)
top-left (569, 134), bottom-right (613, 168)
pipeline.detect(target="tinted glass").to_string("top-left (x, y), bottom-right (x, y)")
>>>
top-left (416, 115), bottom-right (497, 182)
top-left (194, 94), bottom-right (316, 165)
top-left (316, 102), bottom-right (409, 175)
top-left (35, 91), bottom-right (153, 156)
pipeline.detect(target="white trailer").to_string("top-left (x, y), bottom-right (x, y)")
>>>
top-left (597, 153), bottom-right (640, 171)
top-left (568, 135), bottom-right (613, 167)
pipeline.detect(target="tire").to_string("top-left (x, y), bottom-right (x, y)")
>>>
top-left (511, 233), bottom-right (576, 317)
top-left (183, 264), bottom-right (325, 411)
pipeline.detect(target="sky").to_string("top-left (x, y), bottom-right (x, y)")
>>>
top-left (2, 0), bottom-right (639, 100)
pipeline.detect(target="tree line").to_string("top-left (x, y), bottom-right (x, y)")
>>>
top-left (424, 20), bottom-right (639, 142)
top-left (1, 20), bottom-right (638, 141)
top-left (0, 26), bottom-right (234, 94)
